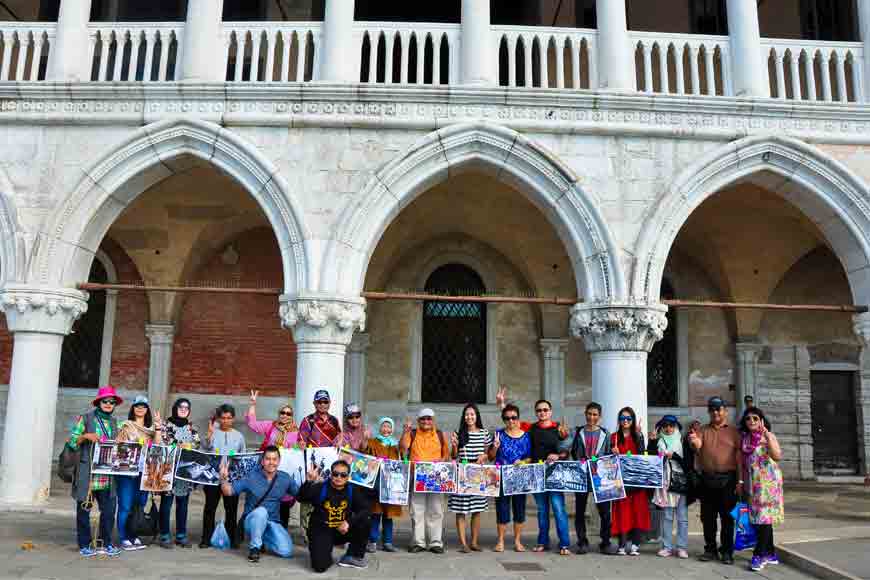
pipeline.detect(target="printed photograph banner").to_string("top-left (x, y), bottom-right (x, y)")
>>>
top-left (544, 460), bottom-right (588, 493)
top-left (174, 448), bottom-right (223, 486)
top-left (228, 452), bottom-right (264, 484)
top-left (339, 448), bottom-right (382, 489)
top-left (278, 448), bottom-right (306, 489)
top-left (306, 446), bottom-right (340, 479)
top-left (590, 455), bottom-right (627, 504)
top-left (379, 459), bottom-right (410, 505)
top-left (501, 462), bottom-right (545, 496)
top-left (620, 454), bottom-right (664, 489)
top-left (139, 445), bottom-right (177, 492)
top-left (92, 441), bottom-right (142, 476)
top-left (413, 461), bottom-right (458, 493)
top-left (457, 463), bottom-right (501, 497)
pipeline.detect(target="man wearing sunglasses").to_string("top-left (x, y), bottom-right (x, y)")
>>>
top-left (298, 459), bottom-right (371, 572)
top-left (688, 396), bottom-right (740, 565)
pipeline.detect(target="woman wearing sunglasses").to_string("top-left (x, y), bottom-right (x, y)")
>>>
top-left (488, 403), bottom-right (531, 553)
top-left (609, 407), bottom-right (651, 556)
top-left (159, 397), bottom-right (200, 548)
top-left (246, 389), bottom-right (299, 528)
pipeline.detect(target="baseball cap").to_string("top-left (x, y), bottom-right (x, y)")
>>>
top-left (131, 395), bottom-right (150, 407)
top-left (417, 408), bottom-right (435, 419)
top-left (344, 403), bottom-right (361, 417)
top-left (707, 396), bottom-right (725, 410)
top-left (313, 389), bottom-right (331, 402)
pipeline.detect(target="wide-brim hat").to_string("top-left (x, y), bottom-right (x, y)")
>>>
top-left (92, 385), bottom-right (123, 407)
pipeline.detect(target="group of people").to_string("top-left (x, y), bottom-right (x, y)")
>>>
top-left (67, 385), bottom-right (785, 573)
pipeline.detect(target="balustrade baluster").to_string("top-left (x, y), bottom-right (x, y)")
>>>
top-left (804, 51), bottom-right (817, 100)
top-left (689, 45), bottom-right (700, 95)
top-left (642, 42), bottom-right (653, 92)
top-left (834, 52), bottom-right (847, 102)
top-left (704, 45), bottom-right (716, 95)
top-left (820, 52), bottom-right (832, 101)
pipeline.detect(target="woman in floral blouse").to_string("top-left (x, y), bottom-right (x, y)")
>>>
top-left (737, 406), bottom-right (784, 573)
top-left (158, 397), bottom-right (201, 548)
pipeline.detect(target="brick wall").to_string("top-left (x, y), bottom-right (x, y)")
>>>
top-left (171, 227), bottom-right (296, 397)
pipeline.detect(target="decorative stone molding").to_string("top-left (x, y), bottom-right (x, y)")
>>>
top-left (570, 302), bottom-right (668, 353)
top-left (145, 323), bottom-right (176, 345)
top-left (279, 295), bottom-right (366, 346)
top-left (0, 285), bottom-right (88, 335)
top-left (854, 313), bottom-right (870, 347)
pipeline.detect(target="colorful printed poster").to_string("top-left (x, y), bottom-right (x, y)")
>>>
top-left (501, 463), bottom-right (545, 496)
top-left (175, 448), bottom-right (222, 486)
top-left (545, 460), bottom-right (588, 492)
top-left (306, 446), bottom-right (340, 479)
top-left (278, 447), bottom-right (306, 489)
top-left (620, 454), bottom-right (664, 489)
top-left (92, 441), bottom-right (142, 476)
top-left (590, 455), bottom-right (627, 503)
top-left (457, 463), bottom-right (501, 497)
top-left (139, 445), bottom-right (177, 492)
top-left (228, 452), bottom-right (264, 484)
top-left (379, 459), bottom-right (410, 505)
top-left (339, 448), bottom-right (382, 489)
top-left (413, 461), bottom-right (458, 493)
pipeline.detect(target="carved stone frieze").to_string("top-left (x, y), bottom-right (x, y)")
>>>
top-left (570, 302), bottom-right (668, 353)
top-left (279, 295), bottom-right (366, 346)
top-left (0, 285), bottom-right (89, 335)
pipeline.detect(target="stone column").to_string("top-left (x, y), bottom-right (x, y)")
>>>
top-left (179, 0), bottom-right (225, 82)
top-left (540, 339), bottom-right (569, 419)
top-left (853, 313), bottom-right (870, 476)
top-left (0, 286), bottom-right (88, 505)
top-left (280, 295), bottom-right (366, 419)
top-left (858, 0), bottom-right (870, 102)
top-left (98, 289), bottom-right (118, 387)
top-left (344, 333), bottom-right (370, 412)
top-left (725, 0), bottom-right (768, 97)
top-left (570, 303), bottom-right (668, 433)
top-left (46, 0), bottom-right (93, 82)
top-left (595, 0), bottom-right (634, 91)
top-left (461, 0), bottom-right (495, 85)
top-left (145, 323), bottom-right (175, 416)
top-left (319, 0), bottom-right (357, 82)
top-left (735, 342), bottom-right (761, 415)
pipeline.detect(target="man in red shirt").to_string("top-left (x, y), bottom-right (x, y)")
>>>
top-left (298, 390), bottom-right (341, 448)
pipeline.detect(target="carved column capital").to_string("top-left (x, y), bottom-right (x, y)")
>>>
top-left (539, 338), bottom-right (569, 360)
top-left (145, 323), bottom-right (175, 345)
top-left (569, 302), bottom-right (668, 353)
top-left (0, 285), bottom-right (89, 335)
top-left (854, 312), bottom-right (870, 347)
top-left (279, 294), bottom-right (366, 346)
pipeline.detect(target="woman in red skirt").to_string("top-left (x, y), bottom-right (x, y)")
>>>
top-left (610, 407), bottom-right (651, 556)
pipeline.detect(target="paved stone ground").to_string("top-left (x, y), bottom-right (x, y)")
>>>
top-left (0, 479), bottom-right (866, 580)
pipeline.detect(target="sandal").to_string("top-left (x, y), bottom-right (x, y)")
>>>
top-left (493, 543), bottom-right (505, 553)
top-left (560, 548), bottom-right (571, 556)
top-left (533, 545), bottom-right (547, 553)
top-left (470, 545), bottom-right (482, 552)
top-left (515, 544), bottom-right (526, 552)
top-left (459, 545), bottom-right (471, 554)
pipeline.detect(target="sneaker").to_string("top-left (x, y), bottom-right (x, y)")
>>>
top-left (79, 547), bottom-right (97, 558)
top-left (99, 545), bottom-right (122, 557)
top-left (576, 542), bottom-right (589, 555)
top-left (629, 544), bottom-right (640, 556)
top-left (132, 538), bottom-right (146, 550)
top-left (699, 549), bottom-right (718, 562)
top-left (721, 553), bottom-right (734, 565)
top-left (617, 546), bottom-right (627, 556)
top-left (429, 545), bottom-right (445, 554)
top-left (750, 555), bottom-right (765, 571)
top-left (338, 555), bottom-right (368, 569)
top-left (600, 543), bottom-right (619, 555)
top-left (657, 548), bottom-right (673, 557)
top-left (120, 540), bottom-right (138, 552)
top-left (677, 549), bottom-right (689, 559)
top-left (159, 537), bottom-right (174, 549)
top-left (382, 543), bottom-right (397, 552)
top-left (175, 537), bottom-right (191, 548)
top-left (198, 541), bottom-right (210, 549)
top-left (765, 554), bottom-right (780, 566)
top-left (366, 542), bottom-right (377, 553)
top-left (408, 545), bottom-right (426, 553)
top-left (248, 547), bottom-right (260, 563)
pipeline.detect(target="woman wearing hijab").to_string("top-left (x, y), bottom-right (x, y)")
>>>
top-left (116, 395), bottom-right (162, 551)
top-left (158, 397), bottom-right (201, 549)
top-left (365, 417), bottom-right (402, 553)
top-left (649, 415), bottom-right (689, 559)
top-left (246, 389), bottom-right (300, 528)
top-left (335, 403), bottom-right (370, 452)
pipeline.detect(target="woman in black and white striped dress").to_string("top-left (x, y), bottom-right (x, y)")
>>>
top-left (449, 403), bottom-right (493, 553)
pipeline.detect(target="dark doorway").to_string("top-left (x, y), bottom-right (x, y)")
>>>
top-left (647, 279), bottom-right (678, 407)
top-left (355, 1), bottom-right (460, 23)
top-left (60, 259), bottom-right (109, 388)
top-left (810, 370), bottom-right (859, 474)
top-left (800, 0), bottom-right (858, 41)
top-left (422, 264), bottom-right (487, 404)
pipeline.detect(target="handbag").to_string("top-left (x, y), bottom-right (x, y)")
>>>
top-left (730, 502), bottom-right (758, 551)
top-left (128, 496), bottom-right (160, 539)
top-left (667, 460), bottom-right (690, 495)
top-left (57, 445), bottom-right (79, 484)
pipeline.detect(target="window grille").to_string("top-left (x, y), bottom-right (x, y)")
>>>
top-left (60, 259), bottom-right (108, 388)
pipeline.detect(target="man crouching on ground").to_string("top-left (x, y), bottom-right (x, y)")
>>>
top-left (298, 459), bottom-right (371, 571)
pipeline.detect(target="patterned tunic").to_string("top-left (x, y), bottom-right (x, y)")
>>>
top-left (448, 430), bottom-right (493, 514)
top-left (494, 429), bottom-right (531, 465)
top-left (67, 412), bottom-right (120, 491)
top-left (162, 422), bottom-right (201, 496)
top-left (743, 440), bottom-right (784, 526)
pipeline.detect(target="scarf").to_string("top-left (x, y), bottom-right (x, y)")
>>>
top-left (272, 412), bottom-right (296, 447)
top-left (741, 430), bottom-right (764, 457)
top-left (374, 417), bottom-right (397, 447)
top-left (120, 419), bottom-right (155, 443)
top-left (657, 428), bottom-right (683, 457)
top-left (341, 418), bottom-right (366, 451)
top-left (94, 408), bottom-right (114, 421)
top-left (168, 398), bottom-right (191, 428)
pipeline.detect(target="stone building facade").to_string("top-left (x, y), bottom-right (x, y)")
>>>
top-left (0, 0), bottom-right (868, 505)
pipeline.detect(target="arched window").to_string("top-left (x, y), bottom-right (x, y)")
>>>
top-left (60, 259), bottom-right (109, 388)
top-left (422, 264), bottom-right (487, 403)
top-left (647, 278), bottom-right (677, 407)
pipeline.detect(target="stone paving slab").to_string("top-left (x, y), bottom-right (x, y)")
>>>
top-left (779, 538), bottom-right (870, 580)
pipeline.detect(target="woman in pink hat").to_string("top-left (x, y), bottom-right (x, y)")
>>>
top-left (66, 385), bottom-right (124, 558)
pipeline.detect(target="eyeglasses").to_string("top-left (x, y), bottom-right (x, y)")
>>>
top-left (348, 414), bottom-right (361, 420)
top-left (419, 417), bottom-right (433, 421)
top-left (709, 407), bottom-right (725, 413)
top-left (503, 415), bottom-right (519, 421)
top-left (332, 471), bottom-right (349, 478)
top-left (745, 416), bottom-right (761, 423)
top-left (279, 411), bottom-right (293, 416)
top-left (100, 399), bottom-right (118, 406)
top-left (618, 416), bottom-right (633, 422)
top-left (535, 408), bottom-right (550, 414)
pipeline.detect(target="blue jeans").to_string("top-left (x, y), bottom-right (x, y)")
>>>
top-left (244, 507), bottom-right (293, 557)
top-left (662, 496), bottom-right (688, 551)
top-left (76, 488), bottom-right (116, 549)
top-left (369, 513), bottom-right (394, 544)
top-left (116, 475), bottom-right (148, 543)
top-left (495, 494), bottom-right (527, 525)
top-left (533, 492), bottom-right (570, 549)
top-left (159, 493), bottom-right (190, 541)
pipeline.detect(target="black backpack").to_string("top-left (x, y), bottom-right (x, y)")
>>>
top-left (58, 411), bottom-right (96, 483)
top-left (127, 496), bottom-right (160, 539)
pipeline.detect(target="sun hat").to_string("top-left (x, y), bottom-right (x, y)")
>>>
top-left (92, 385), bottom-right (123, 407)
top-left (344, 403), bottom-right (361, 417)
top-left (417, 408), bottom-right (435, 419)
top-left (655, 414), bottom-right (683, 431)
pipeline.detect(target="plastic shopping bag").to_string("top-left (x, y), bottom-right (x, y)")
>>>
top-left (210, 520), bottom-right (231, 550)
top-left (730, 502), bottom-right (757, 551)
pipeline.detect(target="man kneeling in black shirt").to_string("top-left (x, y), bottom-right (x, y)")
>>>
top-left (298, 459), bottom-right (370, 572)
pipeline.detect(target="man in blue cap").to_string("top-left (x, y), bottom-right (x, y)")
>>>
top-left (298, 389), bottom-right (341, 448)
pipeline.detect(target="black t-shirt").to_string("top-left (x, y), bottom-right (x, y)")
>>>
top-left (529, 423), bottom-right (563, 462)
top-left (298, 481), bottom-right (370, 530)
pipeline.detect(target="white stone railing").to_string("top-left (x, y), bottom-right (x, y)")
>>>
top-left (223, 22), bottom-right (322, 83)
top-left (763, 39), bottom-right (864, 103)
top-left (88, 23), bottom-right (182, 81)
top-left (631, 32), bottom-right (731, 96)
top-left (493, 25), bottom-right (597, 89)
top-left (0, 23), bottom-right (55, 81)
top-left (356, 22), bottom-right (460, 85)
